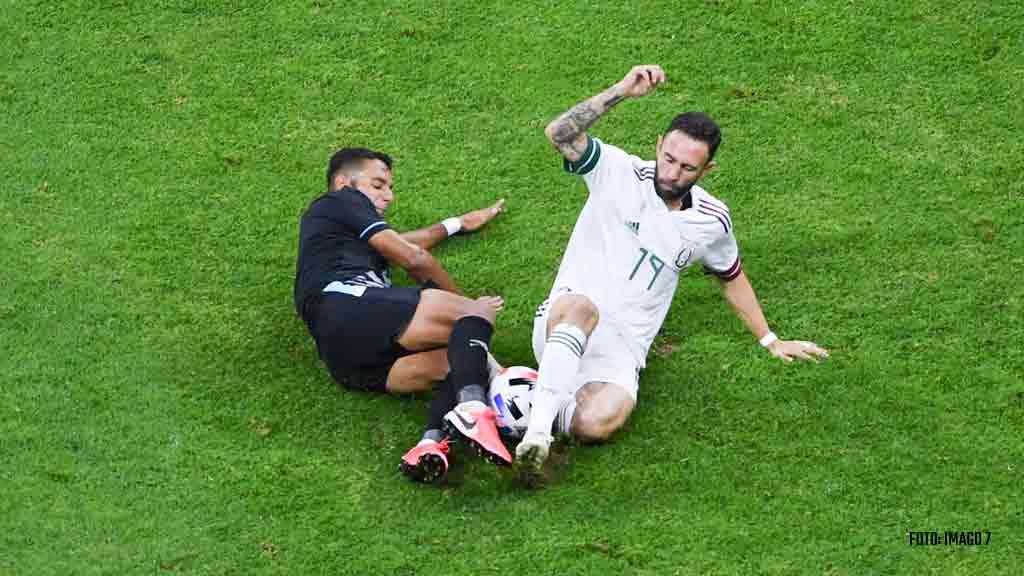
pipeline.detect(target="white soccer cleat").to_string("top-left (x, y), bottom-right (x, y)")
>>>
top-left (515, 432), bottom-right (552, 487)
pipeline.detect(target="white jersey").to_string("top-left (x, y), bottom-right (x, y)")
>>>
top-left (549, 136), bottom-right (741, 367)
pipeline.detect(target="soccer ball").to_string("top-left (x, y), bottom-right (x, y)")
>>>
top-left (488, 366), bottom-right (538, 438)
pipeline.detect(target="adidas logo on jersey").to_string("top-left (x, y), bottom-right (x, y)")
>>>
top-left (626, 220), bottom-right (640, 235)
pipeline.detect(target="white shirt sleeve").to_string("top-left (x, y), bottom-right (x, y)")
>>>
top-left (702, 227), bottom-right (742, 280)
top-left (563, 137), bottom-right (635, 199)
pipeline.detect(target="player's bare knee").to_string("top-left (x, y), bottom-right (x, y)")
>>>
top-left (386, 350), bottom-right (448, 394)
top-left (571, 405), bottom-right (625, 443)
top-left (385, 373), bottom-right (433, 394)
top-left (385, 367), bottom-right (425, 394)
top-left (551, 295), bottom-right (600, 335)
top-left (567, 295), bottom-right (600, 327)
top-left (571, 383), bottom-right (633, 442)
top-left (572, 412), bottom-right (619, 443)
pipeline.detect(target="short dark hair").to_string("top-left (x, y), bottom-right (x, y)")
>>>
top-left (665, 112), bottom-right (721, 162)
top-left (326, 147), bottom-right (393, 191)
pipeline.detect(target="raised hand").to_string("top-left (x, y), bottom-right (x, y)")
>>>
top-left (615, 64), bottom-right (667, 99)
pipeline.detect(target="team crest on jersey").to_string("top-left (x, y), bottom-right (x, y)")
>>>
top-left (674, 243), bottom-right (696, 269)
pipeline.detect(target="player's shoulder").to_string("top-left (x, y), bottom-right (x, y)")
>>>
top-left (691, 185), bottom-right (732, 213)
top-left (596, 138), bottom-right (649, 166)
top-left (630, 154), bottom-right (656, 186)
top-left (307, 187), bottom-right (385, 233)
top-left (677, 186), bottom-right (734, 235)
top-left (591, 138), bottom-right (655, 180)
top-left (303, 191), bottom-right (334, 218)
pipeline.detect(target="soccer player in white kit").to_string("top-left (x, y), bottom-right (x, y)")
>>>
top-left (516, 65), bottom-right (829, 482)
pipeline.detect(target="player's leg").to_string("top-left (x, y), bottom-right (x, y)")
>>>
top-left (385, 344), bottom-right (503, 393)
top-left (399, 373), bottom-right (458, 483)
top-left (553, 340), bottom-right (640, 442)
top-left (517, 292), bottom-right (599, 478)
top-left (394, 289), bottom-right (503, 352)
top-left (383, 289), bottom-right (502, 392)
top-left (385, 348), bottom-right (449, 394)
top-left (440, 311), bottom-right (512, 465)
top-left (313, 286), bottom-right (443, 394)
top-left (567, 381), bottom-right (636, 442)
top-left (400, 311), bottom-right (509, 482)
top-left (406, 346), bottom-right (501, 438)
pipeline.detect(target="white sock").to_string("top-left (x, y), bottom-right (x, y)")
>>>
top-left (524, 323), bottom-right (588, 440)
top-left (554, 395), bottom-right (577, 437)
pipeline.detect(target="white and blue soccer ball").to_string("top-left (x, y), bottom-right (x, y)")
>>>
top-left (488, 366), bottom-right (537, 438)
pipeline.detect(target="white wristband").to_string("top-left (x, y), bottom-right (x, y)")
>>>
top-left (441, 217), bottom-right (462, 237)
top-left (759, 332), bottom-right (778, 348)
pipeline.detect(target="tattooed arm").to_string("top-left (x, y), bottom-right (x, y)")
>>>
top-left (544, 64), bottom-right (667, 161)
top-left (543, 89), bottom-right (622, 162)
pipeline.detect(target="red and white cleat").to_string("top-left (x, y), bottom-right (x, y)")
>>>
top-left (443, 400), bottom-right (512, 466)
top-left (399, 438), bottom-right (450, 483)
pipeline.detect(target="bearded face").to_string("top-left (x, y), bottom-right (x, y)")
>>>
top-left (654, 165), bottom-right (695, 201)
top-left (654, 130), bottom-right (714, 206)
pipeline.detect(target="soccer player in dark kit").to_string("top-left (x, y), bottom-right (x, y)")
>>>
top-left (294, 147), bottom-right (512, 479)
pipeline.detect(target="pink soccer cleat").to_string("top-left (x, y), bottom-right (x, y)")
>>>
top-left (399, 438), bottom-right (450, 483)
top-left (443, 400), bottom-right (513, 466)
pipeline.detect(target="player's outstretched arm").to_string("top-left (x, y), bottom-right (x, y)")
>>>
top-left (717, 270), bottom-right (829, 362)
top-left (400, 199), bottom-right (505, 250)
top-left (368, 230), bottom-right (462, 294)
top-left (544, 64), bottom-right (666, 162)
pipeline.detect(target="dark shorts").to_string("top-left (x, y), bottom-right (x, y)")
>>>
top-left (306, 285), bottom-right (422, 393)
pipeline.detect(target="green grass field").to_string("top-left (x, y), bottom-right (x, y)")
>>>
top-left (3, 1), bottom-right (1022, 574)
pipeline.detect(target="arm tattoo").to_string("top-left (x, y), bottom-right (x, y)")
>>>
top-left (548, 86), bottom-right (625, 158)
top-left (551, 101), bottom-right (600, 146)
top-left (603, 93), bottom-right (624, 108)
top-left (568, 102), bottom-right (599, 128)
top-left (549, 121), bottom-right (579, 146)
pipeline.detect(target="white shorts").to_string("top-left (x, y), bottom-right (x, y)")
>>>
top-left (532, 289), bottom-right (640, 400)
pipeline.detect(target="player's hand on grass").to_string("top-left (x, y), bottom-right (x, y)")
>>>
top-left (767, 339), bottom-right (829, 363)
top-left (459, 199), bottom-right (505, 233)
top-left (616, 65), bottom-right (666, 99)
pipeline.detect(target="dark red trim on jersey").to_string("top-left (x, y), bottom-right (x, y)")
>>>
top-left (698, 200), bottom-right (732, 230)
top-left (698, 208), bottom-right (730, 233)
top-left (700, 196), bottom-right (730, 214)
top-left (704, 255), bottom-right (742, 281)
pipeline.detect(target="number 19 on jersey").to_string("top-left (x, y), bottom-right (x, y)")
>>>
top-left (629, 247), bottom-right (666, 290)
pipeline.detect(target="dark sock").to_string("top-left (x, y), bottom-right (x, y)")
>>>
top-left (424, 374), bottom-right (458, 435)
top-left (447, 315), bottom-right (494, 404)
top-left (419, 316), bottom-right (496, 440)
